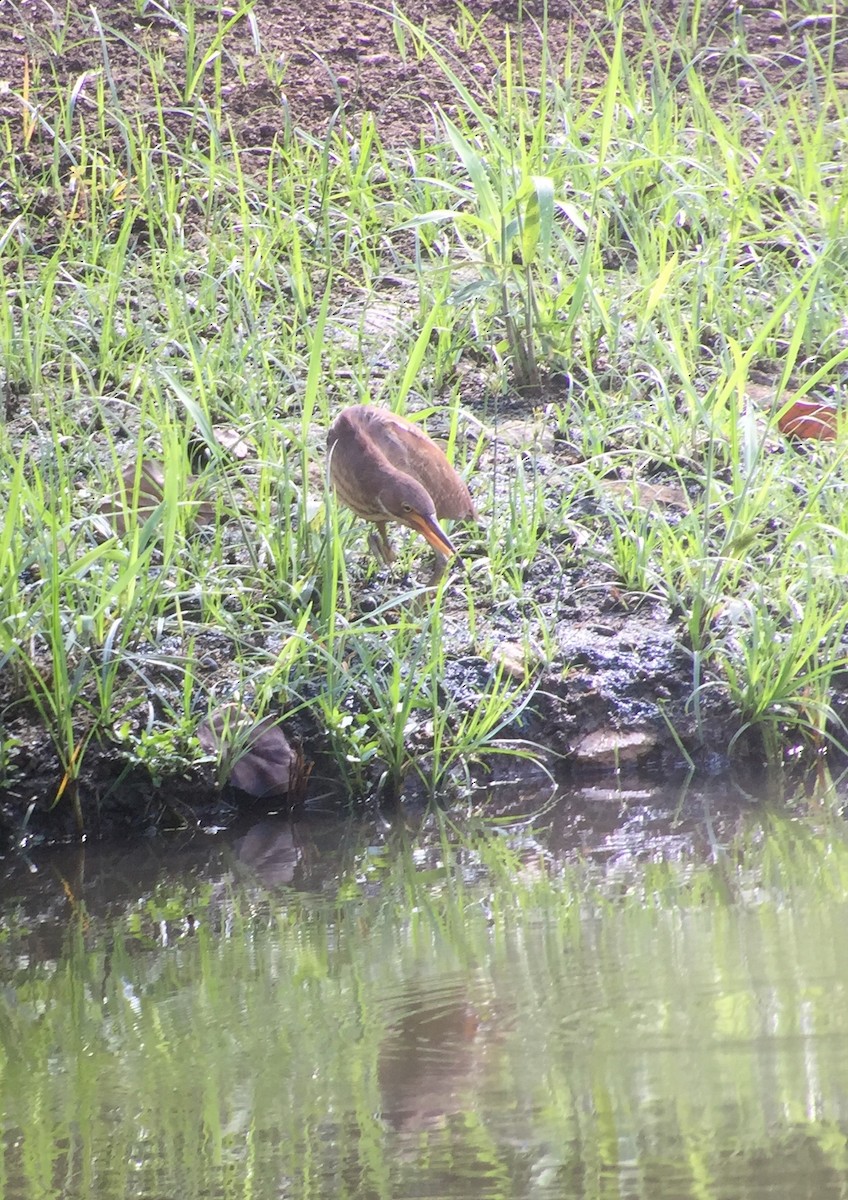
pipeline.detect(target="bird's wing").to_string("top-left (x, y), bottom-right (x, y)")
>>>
top-left (366, 411), bottom-right (477, 520)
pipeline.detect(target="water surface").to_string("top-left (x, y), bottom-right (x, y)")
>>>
top-left (2, 783), bottom-right (848, 1199)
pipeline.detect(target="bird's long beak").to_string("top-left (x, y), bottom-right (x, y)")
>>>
top-left (409, 513), bottom-right (456, 558)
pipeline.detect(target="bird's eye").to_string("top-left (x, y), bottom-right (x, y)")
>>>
top-left (402, 502), bottom-right (412, 512)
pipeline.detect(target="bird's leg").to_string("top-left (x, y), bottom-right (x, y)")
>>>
top-left (368, 522), bottom-right (396, 565)
top-left (427, 550), bottom-right (450, 586)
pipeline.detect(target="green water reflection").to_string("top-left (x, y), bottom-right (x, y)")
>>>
top-left (3, 797), bottom-right (848, 1198)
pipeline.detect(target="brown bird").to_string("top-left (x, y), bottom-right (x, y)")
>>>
top-left (327, 405), bottom-right (478, 564)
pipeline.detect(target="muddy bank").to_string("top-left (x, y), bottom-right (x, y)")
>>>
top-left (0, 573), bottom-right (779, 848)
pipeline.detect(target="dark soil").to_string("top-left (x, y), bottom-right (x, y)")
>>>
top-left (4, 0), bottom-right (840, 154)
top-left (1, 0), bottom-right (843, 844)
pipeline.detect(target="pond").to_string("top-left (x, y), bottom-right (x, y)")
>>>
top-left (2, 780), bottom-right (848, 1199)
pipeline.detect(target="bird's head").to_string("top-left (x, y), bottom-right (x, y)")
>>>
top-left (377, 472), bottom-right (456, 558)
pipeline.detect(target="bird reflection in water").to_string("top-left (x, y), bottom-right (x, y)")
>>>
top-left (377, 979), bottom-right (482, 1133)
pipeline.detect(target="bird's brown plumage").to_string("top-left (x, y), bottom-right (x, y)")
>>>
top-left (327, 406), bottom-right (477, 562)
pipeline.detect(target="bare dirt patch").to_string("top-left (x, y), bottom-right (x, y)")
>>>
top-left (4, 0), bottom-right (844, 153)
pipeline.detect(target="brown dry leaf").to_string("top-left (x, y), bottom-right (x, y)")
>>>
top-left (746, 382), bottom-right (841, 441)
top-left (777, 398), bottom-right (839, 441)
top-left (602, 479), bottom-right (689, 511)
top-left (212, 426), bottom-right (252, 459)
top-left (188, 426), bottom-right (253, 470)
top-left (98, 457), bottom-right (214, 536)
top-left (99, 458), bottom-right (166, 537)
top-left (198, 705), bottom-right (311, 799)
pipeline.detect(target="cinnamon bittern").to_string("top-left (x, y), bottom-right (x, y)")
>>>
top-left (327, 405), bottom-right (478, 564)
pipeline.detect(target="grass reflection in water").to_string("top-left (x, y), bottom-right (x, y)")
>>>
top-left (2, 801), bottom-right (848, 1199)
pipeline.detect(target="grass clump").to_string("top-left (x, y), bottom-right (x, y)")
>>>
top-left (1, 0), bottom-right (848, 827)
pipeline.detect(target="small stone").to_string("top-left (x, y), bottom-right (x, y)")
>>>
top-left (571, 727), bottom-right (658, 765)
top-left (492, 641), bottom-right (536, 679)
